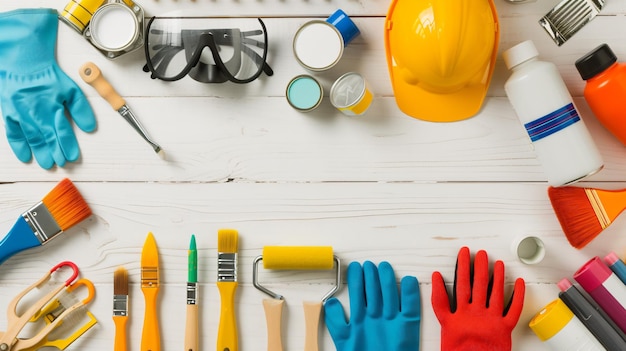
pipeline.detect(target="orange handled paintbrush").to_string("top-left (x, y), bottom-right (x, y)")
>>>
top-left (0, 178), bottom-right (91, 265)
top-left (113, 267), bottom-right (129, 351)
top-left (141, 232), bottom-right (161, 351)
top-left (548, 185), bottom-right (626, 248)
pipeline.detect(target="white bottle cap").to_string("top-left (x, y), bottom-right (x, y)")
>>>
top-left (503, 40), bottom-right (539, 70)
top-left (511, 235), bottom-right (545, 265)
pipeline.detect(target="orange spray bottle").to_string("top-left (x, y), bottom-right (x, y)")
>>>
top-left (576, 44), bottom-right (626, 146)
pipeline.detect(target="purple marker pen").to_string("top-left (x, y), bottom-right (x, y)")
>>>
top-left (574, 256), bottom-right (626, 334)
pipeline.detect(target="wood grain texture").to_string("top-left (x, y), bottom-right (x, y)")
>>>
top-left (1, 0), bottom-right (626, 350)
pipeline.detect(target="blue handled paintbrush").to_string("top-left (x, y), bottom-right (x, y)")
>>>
top-left (0, 178), bottom-right (92, 265)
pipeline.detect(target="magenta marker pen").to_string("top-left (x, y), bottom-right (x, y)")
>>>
top-left (574, 256), bottom-right (626, 334)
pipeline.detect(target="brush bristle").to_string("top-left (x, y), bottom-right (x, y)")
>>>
top-left (42, 179), bottom-right (92, 231)
top-left (114, 267), bottom-right (128, 296)
top-left (548, 186), bottom-right (603, 248)
top-left (217, 229), bottom-right (239, 253)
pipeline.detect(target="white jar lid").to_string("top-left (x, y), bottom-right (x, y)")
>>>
top-left (503, 40), bottom-right (539, 70)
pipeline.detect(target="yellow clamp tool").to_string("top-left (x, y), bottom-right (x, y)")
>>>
top-left (26, 278), bottom-right (97, 351)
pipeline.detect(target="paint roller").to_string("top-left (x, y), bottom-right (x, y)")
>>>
top-left (253, 246), bottom-right (341, 351)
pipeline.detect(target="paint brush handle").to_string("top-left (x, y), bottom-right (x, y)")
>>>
top-left (113, 315), bottom-right (128, 351)
top-left (78, 62), bottom-right (125, 110)
top-left (263, 299), bottom-right (284, 351)
top-left (141, 288), bottom-right (160, 351)
top-left (0, 217), bottom-right (41, 265)
top-left (217, 282), bottom-right (238, 351)
top-left (184, 304), bottom-right (199, 351)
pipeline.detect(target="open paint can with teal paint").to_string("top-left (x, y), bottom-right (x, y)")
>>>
top-left (286, 75), bottom-right (324, 112)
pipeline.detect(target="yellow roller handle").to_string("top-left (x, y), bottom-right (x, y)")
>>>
top-left (79, 62), bottom-right (126, 110)
top-left (262, 246), bottom-right (334, 270)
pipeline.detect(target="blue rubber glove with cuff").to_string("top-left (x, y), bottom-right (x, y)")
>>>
top-left (0, 8), bottom-right (96, 169)
top-left (324, 261), bottom-right (421, 351)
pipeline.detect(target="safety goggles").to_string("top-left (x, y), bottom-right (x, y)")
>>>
top-left (142, 16), bottom-right (274, 83)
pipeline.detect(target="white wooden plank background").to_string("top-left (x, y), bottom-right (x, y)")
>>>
top-left (1, 0), bottom-right (626, 350)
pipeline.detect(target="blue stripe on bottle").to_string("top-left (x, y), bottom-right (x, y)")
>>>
top-left (524, 103), bottom-right (580, 142)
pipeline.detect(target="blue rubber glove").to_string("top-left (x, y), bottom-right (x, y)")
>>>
top-left (0, 9), bottom-right (96, 169)
top-left (324, 261), bottom-right (421, 351)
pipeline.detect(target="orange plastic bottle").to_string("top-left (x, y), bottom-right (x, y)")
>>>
top-left (576, 44), bottom-right (626, 146)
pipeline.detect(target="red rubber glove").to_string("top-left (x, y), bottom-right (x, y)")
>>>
top-left (431, 246), bottom-right (525, 351)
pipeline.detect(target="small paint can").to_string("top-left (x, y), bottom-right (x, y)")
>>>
top-left (88, 3), bottom-right (140, 54)
top-left (286, 75), bottom-right (324, 112)
top-left (293, 21), bottom-right (344, 71)
top-left (293, 10), bottom-right (360, 72)
top-left (330, 72), bottom-right (373, 116)
top-left (59, 0), bottom-right (104, 33)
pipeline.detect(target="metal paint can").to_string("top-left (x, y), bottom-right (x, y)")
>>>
top-left (88, 3), bottom-right (140, 54)
top-left (60, 0), bottom-right (144, 59)
top-left (330, 72), bottom-right (372, 116)
top-left (60, 0), bottom-right (105, 33)
top-left (286, 75), bottom-right (324, 112)
top-left (293, 20), bottom-right (344, 72)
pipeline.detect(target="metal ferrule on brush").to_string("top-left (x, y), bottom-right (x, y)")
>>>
top-left (22, 202), bottom-right (62, 245)
top-left (187, 282), bottom-right (198, 305)
top-left (113, 294), bottom-right (128, 317)
top-left (118, 105), bottom-right (162, 153)
top-left (141, 266), bottom-right (159, 288)
top-left (217, 252), bottom-right (237, 282)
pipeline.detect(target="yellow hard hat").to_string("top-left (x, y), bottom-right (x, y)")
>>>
top-left (385, 0), bottom-right (499, 122)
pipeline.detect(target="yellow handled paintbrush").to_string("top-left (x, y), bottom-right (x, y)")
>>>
top-left (217, 229), bottom-right (239, 351)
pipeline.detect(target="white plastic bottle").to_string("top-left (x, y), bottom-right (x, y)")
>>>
top-left (503, 40), bottom-right (604, 186)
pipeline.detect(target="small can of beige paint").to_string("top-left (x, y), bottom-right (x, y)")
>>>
top-left (330, 72), bottom-right (373, 116)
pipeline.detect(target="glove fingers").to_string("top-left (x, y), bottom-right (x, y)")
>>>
top-left (378, 261), bottom-right (399, 318)
top-left (54, 109), bottom-right (80, 163)
top-left (489, 260), bottom-right (505, 312)
top-left (431, 271), bottom-right (450, 323)
top-left (363, 261), bottom-right (383, 317)
top-left (473, 250), bottom-right (489, 306)
top-left (60, 69), bottom-right (96, 133)
top-left (400, 275), bottom-right (420, 318)
top-left (346, 261), bottom-right (366, 321)
top-left (19, 118), bottom-right (54, 169)
top-left (454, 246), bottom-right (471, 309)
top-left (503, 278), bottom-right (526, 328)
top-left (4, 116), bottom-right (32, 162)
top-left (323, 297), bottom-right (349, 340)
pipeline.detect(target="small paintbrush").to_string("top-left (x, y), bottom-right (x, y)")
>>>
top-left (113, 267), bottom-right (129, 351)
top-left (0, 178), bottom-right (92, 265)
top-left (217, 229), bottom-right (239, 351)
top-left (185, 234), bottom-right (198, 351)
top-left (548, 185), bottom-right (626, 248)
